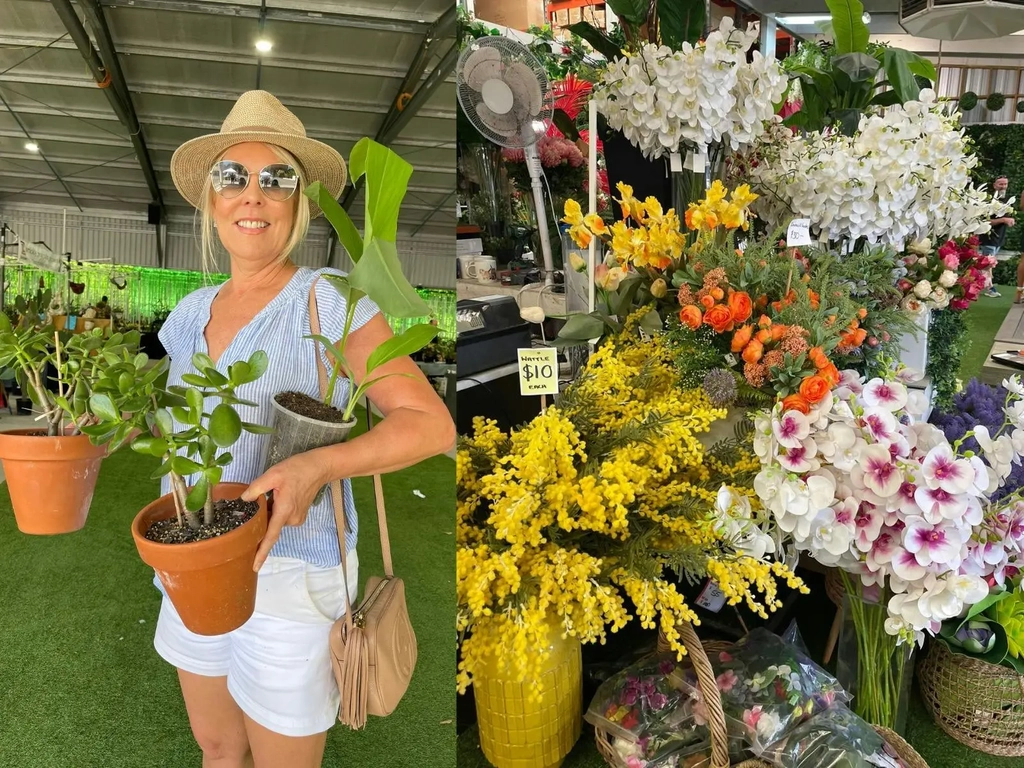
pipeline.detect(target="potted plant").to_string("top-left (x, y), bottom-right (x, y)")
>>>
top-left (0, 289), bottom-right (148, 534)
top-left (86, 350), bottom-right (273, 635)
top-left (261, 138), bottom-right (439, 485)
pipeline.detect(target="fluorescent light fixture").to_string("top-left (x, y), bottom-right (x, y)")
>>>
top-left (776, 14), bottom-right (831, 24)
top-left (25, 142), bottom-right (38, 152)
top-left (255, 38), bottom-right (273, 53)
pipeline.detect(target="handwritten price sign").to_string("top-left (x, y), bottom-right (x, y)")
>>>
top-left (517, 348), bottom-right (558, 396)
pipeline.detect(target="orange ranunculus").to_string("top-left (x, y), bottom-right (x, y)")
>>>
top-left (727, 290), bottom-right (753, 324)
top-left (781, 393), bottom-right (811, 414)
top-left (731, 324), bottom-right (753, 353)
top-left (808, 346), bottom-right (830, 370)
top-left (758, 315), bottom-right (772, 328)
top-left (770, 324), bottom-right (788, 342)
top-left (756, 328), bottom-right (771, 344)
top-left (755, 294), bottom-right (769, 311)
top-left (821, 362), bottom-right (841, 386)
top-left (825, 315), bottom-right (837, 327)
top-left (711, 287), bottom-right (725, 301)
top-left (799, 374), bottom-right (831, 404)
top-left (853, 327), bottom-right (868, 346)
top-left (808, 289), bottom-right (820, 309)
top-left (704, 304), bottom-right (734, 334)
top-left (742, 339), bottom-right (764, 364)
top-left (700, 294), bottom-right (716, 310)
top-left (858, 307), bottom-right (868, 319)
top-left (679, 305), bottom-right (703, 330)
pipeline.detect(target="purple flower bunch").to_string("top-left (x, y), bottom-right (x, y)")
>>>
top-left (930, 378), bottom-right (1024, 502)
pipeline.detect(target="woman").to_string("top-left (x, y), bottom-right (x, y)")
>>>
top-left (158, 90), bottom-right (455, 768)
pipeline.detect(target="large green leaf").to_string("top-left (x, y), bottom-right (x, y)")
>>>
top-left (348, 137), bottom-right (413, 246)
top-left (826, 0), bottom-right (869, 55)
top-left (186, 388), bottom-right (204, 420)
top-left (557, 312), bottom-right (606, 341)
top-left (172, 455), bottom-right (203, 476)
top-left (348, 238), bottom-right (431, 318)
top-left (89, 393), bottom-right (118, 422)
top-left (566, 22), bottom-right (623, 62)
top-left (241, 422), bottom-right (275, 435)
top-left (832, 52), bottom-right (880, 84)
top-left (208, 403), bottom-right (242, 448)
top-left (551, 109), bottom-right (580, 143)
top-left (605, 0), bottom-right (648, 24)
top-left (365, 324), bottom-right (437, 375)
top-left (658, 0), bottom-right (705, 49)
top-left (940, 621), bottom-right (1011, 668)
top-left (307, 182), bottom-right (363, 262)
top-left (185, 476), bottom-right (210, 513)
top-left (882, 48), bottom-right (920, 103)
top-left (323, 275), bottom-right (366, 309)
top-left (132, 436), bottom-right (169, 458)
top-left (246, 350), bottom-right (269, 381)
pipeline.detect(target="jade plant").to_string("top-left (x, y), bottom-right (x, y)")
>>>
top-left (86, 350), bottom-right (273, 529)
top-left (0, 291), bottom-right (146, 438)
top-left (302, 137), bottom-right (439, 420)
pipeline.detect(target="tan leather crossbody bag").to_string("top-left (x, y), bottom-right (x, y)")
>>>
top-left (308, 281), bottom-right (417, 730)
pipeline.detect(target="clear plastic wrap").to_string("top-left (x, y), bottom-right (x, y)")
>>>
top-left (759, 707), bottom-right (909, 768)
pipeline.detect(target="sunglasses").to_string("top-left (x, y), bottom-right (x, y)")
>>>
top-left (210, 160), bottom-right (299, 201)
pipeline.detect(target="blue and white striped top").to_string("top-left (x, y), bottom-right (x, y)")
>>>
top-left (157, 266), bottom-right (380, 568)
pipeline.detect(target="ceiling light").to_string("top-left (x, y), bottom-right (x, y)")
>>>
top-left (862, 12), bottom-right (871, 23)
top-left (255, 39), bottom-right (273, 53)
top-left (776, 14), bottom-right (831, 25)
top-left (25, 142), bottom-right (38, 152)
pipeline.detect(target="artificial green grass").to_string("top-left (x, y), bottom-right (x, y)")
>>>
top-left (960, 283), bottom-right (1016, 382)
top-left (0, 421), bottom-right (455, 767)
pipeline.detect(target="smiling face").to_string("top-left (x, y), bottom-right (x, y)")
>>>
top-left (209, 142), bottom-right (299, 268)
top-left (996, 177), bottom-right (1009, 193)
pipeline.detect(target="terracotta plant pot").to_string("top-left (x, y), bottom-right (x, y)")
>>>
top-left (0, 429), bottom-right (107, 534)
top-left (132, 482), bottom-right (268, 636)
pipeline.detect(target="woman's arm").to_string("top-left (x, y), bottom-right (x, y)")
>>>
top-left (244, 314), bottom-right (455, 569)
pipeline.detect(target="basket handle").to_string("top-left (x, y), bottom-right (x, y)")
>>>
top-left (679, 623), bottom-right (730, 768)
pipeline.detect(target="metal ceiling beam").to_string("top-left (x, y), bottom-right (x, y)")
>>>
top-left (0, 91), bottom-right (83, 210)
top-left (0, 33), bottom-right (411, 80)
top-left (0, 72), bottom-right (456, 120)
top-left (99, 0), bottom-right (431, 35)
top-left (0, 102), bottom-right (457, 152)
top-left (410, 190), bottom-right (455, 237)
top-left (48, 0), bottom-right (164, 216)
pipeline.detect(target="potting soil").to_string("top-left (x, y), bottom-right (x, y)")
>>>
top-left (144, 498), bottom-right (258, 544)
top-left (275, 391), bottom-right (349, 423)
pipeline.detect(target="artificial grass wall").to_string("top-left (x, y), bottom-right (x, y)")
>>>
top-left (0, 417), bottom-right (455, 767)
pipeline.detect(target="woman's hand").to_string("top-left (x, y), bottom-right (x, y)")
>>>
top-left (242, 452), bottom-right (332, 571)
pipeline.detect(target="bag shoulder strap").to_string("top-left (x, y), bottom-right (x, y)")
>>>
top-left (308, 279), bottom-right (395, 578)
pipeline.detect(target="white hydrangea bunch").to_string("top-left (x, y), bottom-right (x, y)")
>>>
top-left (746, 90), bottom-right (1011, 247)
top-left (592, 17), bottom-right (787, 159)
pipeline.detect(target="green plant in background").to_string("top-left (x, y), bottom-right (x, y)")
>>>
top-left (1017, 100), bottom-right (1024, 114)
top-left (565, 0), bottom-right (706, 61)
top-left (927, 309), bottom-right (969, 411)
top-left (963, 124), bottom-right (1024, 253)
top-left (306, 138), bottom-right (438, 418)
top-left (987, 92), bottom-right (1007, 112)
top-left (959, 91), bottom-right (979, 111)
top-left (939, 580), bottom-right (1024, 673)
top-left (524, 24), bottom-right (598, 82)
top-left (993, 255), bottom-right (1020, 286)
top-left (781, 0), bottom-right (935, 135)
top-left (87, 350), bottom-right (273, 529)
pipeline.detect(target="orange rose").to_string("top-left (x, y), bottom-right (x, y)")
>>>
top-left (742, 339), bottom-right (764, 364)
top-left (727, 291), bottom-right (753, 324)
top-left (731, 324), bottom-right (753, 353)
top-left (808, 346), bottom-right (830, 370)
top-left (756, 328), bottom-right (771, 344)
top-left (700, 294), bottom-right (716, 310)
top-left (821, 363), bottom-right (841, 386)
top-left (781, 393), bottom-right (811, 415)
top-left (799, 374), bottom-right (831, 404)
top-left (704, 304), bottom-right (734, 334)
top-left (679, 305), bottom-right (703, 330)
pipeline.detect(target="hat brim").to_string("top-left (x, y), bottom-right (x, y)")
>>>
top-left (170, 131), bottom-right (348, 219)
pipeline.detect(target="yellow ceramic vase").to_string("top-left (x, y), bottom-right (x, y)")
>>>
top-left (475, 622), bottom-right (583, 768)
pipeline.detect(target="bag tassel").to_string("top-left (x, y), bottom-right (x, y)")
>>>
top-left (341, 625), bottom-right (369, 730)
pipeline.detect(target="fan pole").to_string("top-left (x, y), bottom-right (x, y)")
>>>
top-left (526, 143), bottom-right (555, 286)
top-left (588, 100), bottom-right (597, 315)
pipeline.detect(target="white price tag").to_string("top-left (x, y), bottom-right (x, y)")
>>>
top-left (696, 579), bottom-right (727, 613)
top-left (786, 218), bottom-right (813, 247)
top-left (692, 149), bottom-right (707, 174)
top-left (517, 347), bottom-right (559, 396)
top-left (669, 151), bottom-right (683, 173)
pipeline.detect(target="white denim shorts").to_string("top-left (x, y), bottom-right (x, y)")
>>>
top-left (153, 552), bottom-right (359, 738)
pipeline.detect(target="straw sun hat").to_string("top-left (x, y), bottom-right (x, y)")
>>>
top-left (170, 90), bottom-right (347, 219)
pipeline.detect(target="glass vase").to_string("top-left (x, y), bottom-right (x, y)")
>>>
top-left (836, 580), bottom-right (916, 735)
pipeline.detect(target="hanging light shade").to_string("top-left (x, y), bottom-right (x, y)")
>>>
top-left (900, 0), bottom-right (1024, 39)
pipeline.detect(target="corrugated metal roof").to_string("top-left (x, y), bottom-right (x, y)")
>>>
top-left (0, 0), bottom-right (455, 240)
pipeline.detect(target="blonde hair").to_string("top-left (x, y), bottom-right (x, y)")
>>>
top-left (197, 144), bottom-right (311, 275)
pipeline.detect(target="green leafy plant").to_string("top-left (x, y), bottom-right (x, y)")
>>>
top-left (987, 92), bottom-right (1007, 112)
top-left (960, 91), bottom-right (979, 111)
top-left (86, 350), bottom-right (273, 529)
top-left (566, 0), bottom-right (705, 61)
top-left (782, 0), bottom-right (936, 135)
top-left (304, 137), bottom-right (438, 420)
top-left (0, 302), bottom-right (147, 438)
top-left (938, 582), bottom-right (1024, 673)
top-left (1017, 100), bottom-right (1024, 114)
top-left (927, 308), bottom-right (969, 411)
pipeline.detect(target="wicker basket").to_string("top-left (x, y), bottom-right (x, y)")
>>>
top-left (825, 567), bottom-right (846, 608)
top-left (589, 625), bottom-right (930, 768)
top-left (918, 638), bottom-right (1024, 757)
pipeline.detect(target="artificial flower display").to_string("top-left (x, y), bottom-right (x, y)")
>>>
top-left (593, 18), bottom-right (787, 159)
top-left (896, 236), bottom-right (997, 313)
top-left (456, 316), bottom-right (805, 697)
